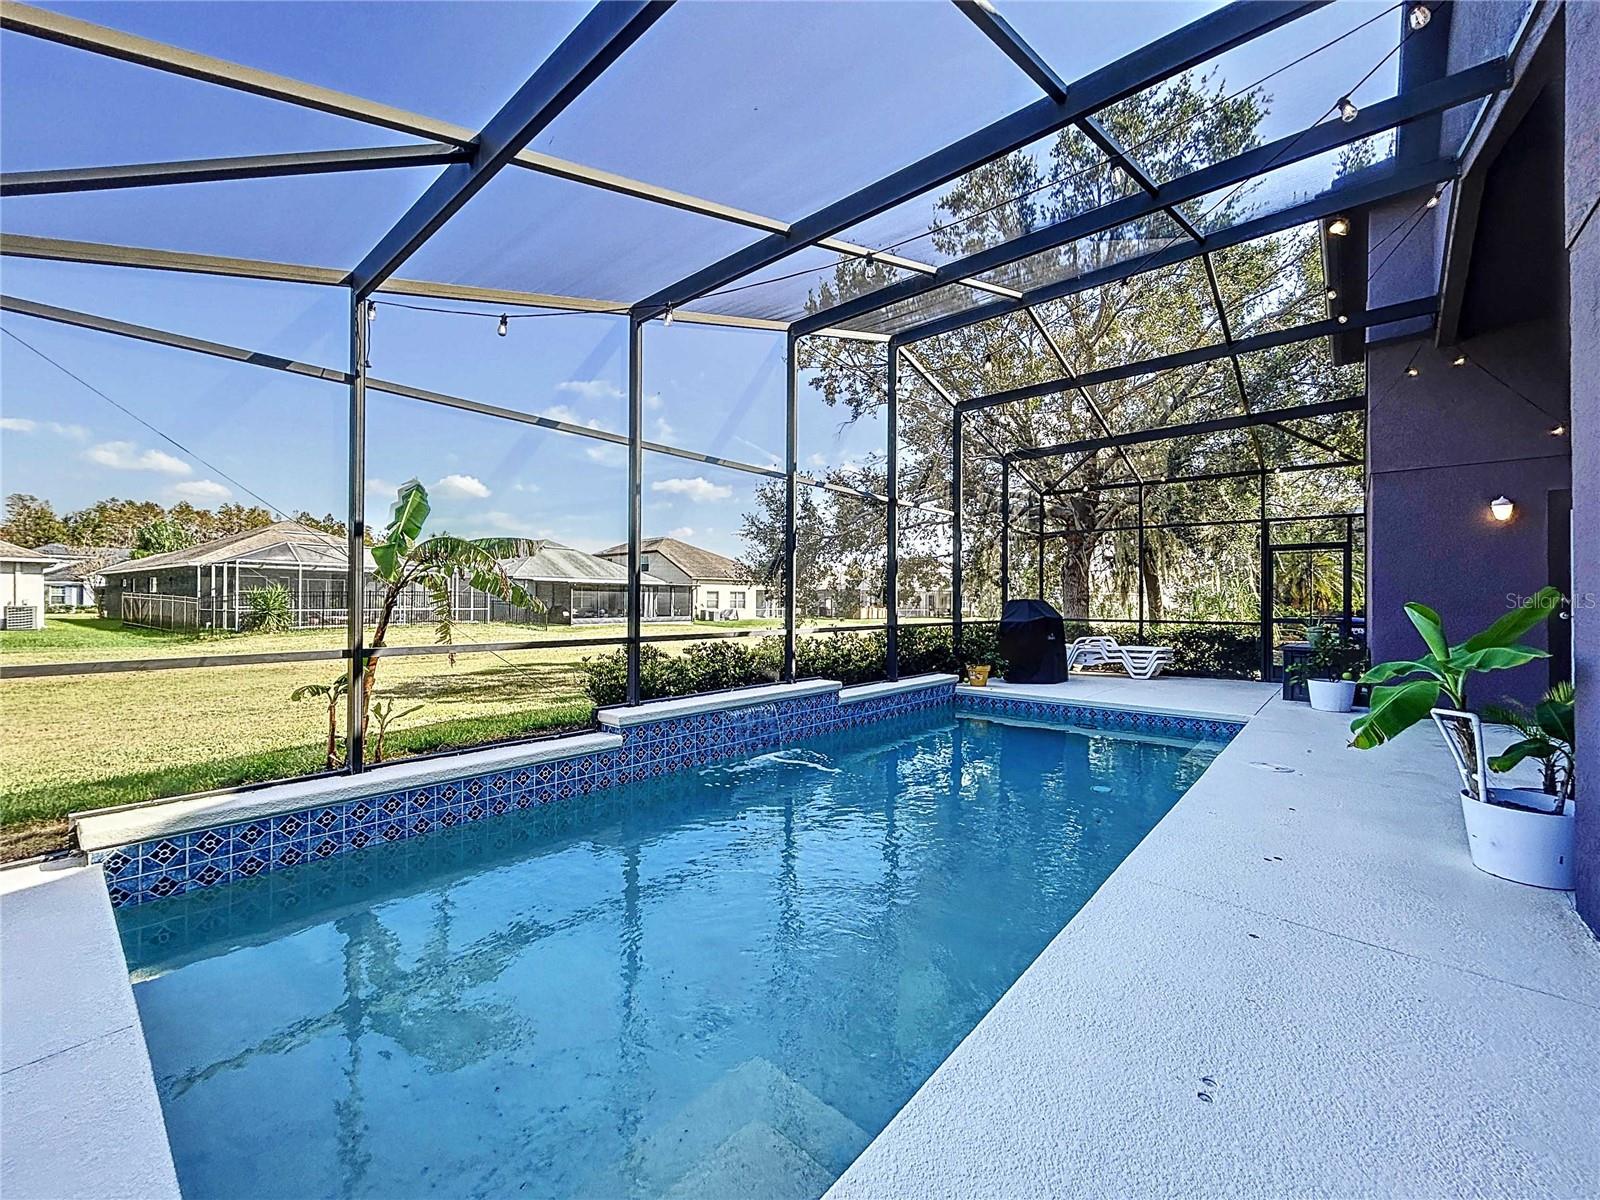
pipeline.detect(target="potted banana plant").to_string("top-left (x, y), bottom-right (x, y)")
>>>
top-left (1348, 586), bottom-right (1574, 888)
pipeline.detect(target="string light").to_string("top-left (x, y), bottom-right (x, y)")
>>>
top-left (1337, 95), bottom-right (1359, 123)
top-left (664, 308), bottom-right (675, 328)
top-left (497, 314), bottom-right (508, 337)
top-left (1336, 314), bottom-right (1349, 325)
top-left (1408, 4), bottom-right (1431, 31)
top-left (1328, 216), bottom-right (1350, 237)
top-left (1452, 353), bottom-right (1468, 367)
top-left (1551, 425), bottom-right (1566, 436)
top-left (365, 300), bottom-right (377, 322)
top-left (1325, 288), bottom-right (1338, 300)
top-left (1425, 190), bottom-right (1441, 209)
top-left (1406, 365), bottom-right (1420, 377)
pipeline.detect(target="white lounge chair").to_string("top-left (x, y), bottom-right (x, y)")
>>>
top-left (1067, 635), bottom-right (1174, 680)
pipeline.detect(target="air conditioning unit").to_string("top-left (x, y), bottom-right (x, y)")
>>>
top-left (3, 605), bottom-right (42, 631)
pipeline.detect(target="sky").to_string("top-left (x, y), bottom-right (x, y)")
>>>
top-left (0, 1), bottom-right (1416, 559)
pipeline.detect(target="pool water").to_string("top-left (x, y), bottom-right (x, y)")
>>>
top-left (121, 711), bottom-right (1224, 1199)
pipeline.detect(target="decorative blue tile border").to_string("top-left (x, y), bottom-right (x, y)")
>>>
top-left (956, 691), bottom-right (1244, 742)
top-left (97, 680), bottom-right (956, 909)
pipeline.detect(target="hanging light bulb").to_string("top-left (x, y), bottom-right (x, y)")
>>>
top-left (1551, 425), bottom-right (1566, 437)
top-left (1406, 365), bottom-right (1420, 377)
top-left (1426, 189), bottom-right (1442, 209)
top-left (1337, 95), bottom-right (1359, 123)
top-left (1336, 314), bottom-right (1349, 325)
top-left (1408, 4), bottom-right (1431, 31)
top-left (1452, 353), bottom-right (1468, 367)
top-left (664, 308), bottom-right (675, 328)
top-left (1328, 216), bottom-right (1350, 237)
top-left (497, 314), bottom-right (509, 337)
top-left (984, 350), bottom-right (995, 373)
top-left (365, 300), bottom-right (377, 322)
top-left (1325, 288), bottom-right (1338, 301)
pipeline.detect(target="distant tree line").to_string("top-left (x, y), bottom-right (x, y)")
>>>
top-left (1, 493), bottom-right (346, 557)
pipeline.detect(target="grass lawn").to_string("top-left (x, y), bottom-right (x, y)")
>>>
top-left (0, 613), bottom-right (791, 859)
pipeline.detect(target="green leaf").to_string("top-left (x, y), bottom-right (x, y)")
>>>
top-left (372, 480), bottom-right (430, 580)
top-left (1459, 586), bottom-right (1562, 652)
top-left (1348, 679), bottom-right (1441, 749)
top-left (1403, 602), bottom-right (1450, 661)
top-left (1361, 656), bottom-right (1441, 685)
top-left (1488, 738), bottom-right (1554, 774)
top-left (1451, 645), bottom-right (1549, 673)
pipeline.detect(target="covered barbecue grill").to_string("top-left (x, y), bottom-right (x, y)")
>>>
top-left (998, 599), bottom-right (1069, 684)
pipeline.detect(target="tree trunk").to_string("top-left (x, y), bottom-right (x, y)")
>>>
top-left (1141, 540), bottom-right (1163, 624)
top-left (1057, 532), bottom-right (1092, 620)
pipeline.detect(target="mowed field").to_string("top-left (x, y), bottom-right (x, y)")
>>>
top-left (0, 614), bottom-right (784, 858)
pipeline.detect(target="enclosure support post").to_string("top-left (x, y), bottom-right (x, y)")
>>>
top-left (951, 406), bottom-right (963, 663)
top-left (885, 344), bottom-right (900, 681)
top-left (783, 331), bottom-right (798, 682)
top-left (1137, 483), bottom-right (1147, 642)
top-left (626, 315), bottom-right (644, 707)
top-left (1258, 468), bottom-right (1273, 681)
top-left (344, 291), bottom-right (368, 773)
top-left (1000, 459), bottom-right (1011, 605)
top-left (1342, 514), bottom-right (1354, 641)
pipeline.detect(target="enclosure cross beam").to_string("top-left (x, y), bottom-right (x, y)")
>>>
top-left (349, 0), bottom-right (672, 297)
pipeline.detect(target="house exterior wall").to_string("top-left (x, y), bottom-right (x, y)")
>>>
top-left (692, 579), bottom-right (765, 620)
top-left (1565, 0), bottom-right (1600, 932)
top-left (1366, 319), bottom-right (1571, 708)
top-left (1, 563), bottom-right (48, 628)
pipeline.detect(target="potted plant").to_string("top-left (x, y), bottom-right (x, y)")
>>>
top-left (1287, 624), bottom-right (1367, 712)
top-left (1349, 586), bottom-right (1573, 888)
top-left (1468, 683), bottom-right (1576, 889)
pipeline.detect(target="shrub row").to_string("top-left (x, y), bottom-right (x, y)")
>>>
top-left (578, 622), bottom-right (1261, 706)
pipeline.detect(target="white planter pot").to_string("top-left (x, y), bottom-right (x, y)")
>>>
top-left (1306, 678), bottom-right (1357, 713)
top-left (1459, 787), bottom-right (1576, 890)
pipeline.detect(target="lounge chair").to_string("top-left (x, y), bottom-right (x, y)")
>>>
top-left (1068, 635), bottom-right (1174, 680)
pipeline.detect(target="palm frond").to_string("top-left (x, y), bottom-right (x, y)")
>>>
top-left (423, 575), bottom-right (455, 664)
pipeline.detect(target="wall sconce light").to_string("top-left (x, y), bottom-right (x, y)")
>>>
top-left (1327, 216), bottom-right (1350, 237)
top-left (1489, 496), bottom-right (1514, 522)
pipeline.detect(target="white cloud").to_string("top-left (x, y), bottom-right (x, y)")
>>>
top-left (644, 392), bottom-right (663, 411)
top-left (585, 444), bottom-right (625, 466)
top-left (557, 379), bottom-right (623, 403)
top-left (806, 453), bottom-right (828, 470)
top-left (651, 476), bottom-right (732, 503)
top-left (84, 440), bottom-right (190, 475)
top-left (512, 481), bottom-right (540, 493)
top-left (652, 417), bottom-right (677, 441)
top-left (667, 526), bottom-right (695, 539)
top-left (434, 473), bottom-right (491, 500)
top-left (167, 479), bottom-right (232, 503)
top-left (474, 511), bottom-right (550, 538)
top-left (3, 417), bottom-right (89, 439)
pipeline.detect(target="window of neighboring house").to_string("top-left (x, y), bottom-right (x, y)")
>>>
top-left (640, 557), bottom-right (651, 572)
top-left (148, 578), bottom-right (158, 593)
top-left (705, 590), bottom-right (720, 608)
top-left (730, 590), bottom-right (746, 609)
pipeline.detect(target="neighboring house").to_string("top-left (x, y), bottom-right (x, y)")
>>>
top-left (502, 543), bottom-right (689, 624)
top-left (0, 540), bottom-right (55, 630)
top-left (97, 522), bottom-right (690, 629)
top-left (36, 543), bottom-right (133, 609)
top-left (597, 537), bottom-right (773, 620)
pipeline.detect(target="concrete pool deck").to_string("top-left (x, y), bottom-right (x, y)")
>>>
top-left (961, 673), bottom-right (1278, 722)
top-left (0, 860), bottom-right (180, 1199)
top-left (830, 694), bottom-right (1600, 1199)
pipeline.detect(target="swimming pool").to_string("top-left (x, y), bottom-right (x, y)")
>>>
top-left (120, 708), bottom-right (1227, 1199)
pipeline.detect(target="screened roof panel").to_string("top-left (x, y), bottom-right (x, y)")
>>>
top-left (1095, 1), bottom-right (1401, 188)
top-left (681, 247), bottom-right (916, 324)
top-left (999, 1), bottom-right (1227, 87)
top-left (1177, 133), bottom-right (1397, 236)
top-left (528, 1), bottom-right (1045, 223)
top-left (826, 126), bottom-right (1133, 276)
top-left (399, 165), bottom-right (764, 304)
top-left (0, 29), bottom-right (426, 172)
top-left (1238, 339), bottom-right (1364, 409)
top-left (33, 0), bottom-right (593, 129)
top-left (1091, 359), bottom-right (1238, 437)
top-left (975, 210), bottom-right (1191, 294)
top-left (0, 165), bottom-right (446, 269)
top-left (1210, 223), bottom-right (1327, 341)
top-left (1030, 255), bottom-right (1224, 376)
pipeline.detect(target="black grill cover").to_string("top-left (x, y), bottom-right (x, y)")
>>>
top-left (999, 599), bottom-right (1069, 684)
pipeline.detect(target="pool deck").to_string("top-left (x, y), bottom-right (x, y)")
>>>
top-left (830, 693), bottom-right (1600, 1199)
top-left (0, 860), bottom-right (180, 1199)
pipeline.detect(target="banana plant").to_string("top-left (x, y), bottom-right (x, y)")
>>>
top-left (1349, 585), bottom-right (1563, 756)
top-left (364, 480), bottom-right (544, 739)
top-left (368, 696), bottom-right (425, 764)
top-left (291, 674), bottom-right (349, 770)
top-left (1485, 682), bottom-right (1575, 809)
